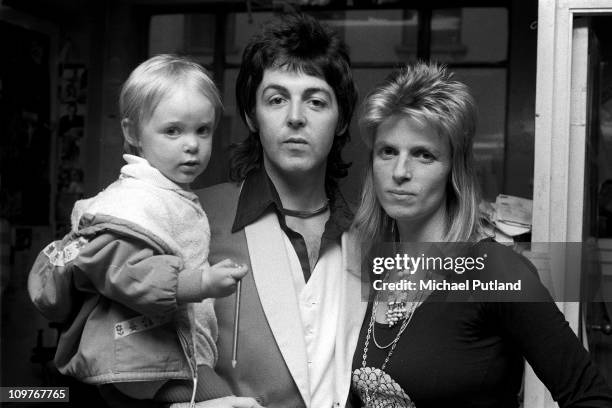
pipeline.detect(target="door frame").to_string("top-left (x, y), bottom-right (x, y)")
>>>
top-left (529, 1), bottom-right (612, 407)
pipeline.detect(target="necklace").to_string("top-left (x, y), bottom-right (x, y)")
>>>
top-left (278, 199), bottom-right (329, 218)
top-left (360, 271), bottom-right (427, 406)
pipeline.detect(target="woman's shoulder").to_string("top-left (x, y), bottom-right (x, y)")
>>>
top-left (469, 240), bottom-right (552, 301)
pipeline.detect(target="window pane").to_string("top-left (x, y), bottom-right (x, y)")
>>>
top-left (321, 10), bottom-right (418, 64)
top-left (149, 14), bottom-right (186, 56)
top-left (452, 68), bottom-right (507, 200)
top-left (149, 14), bottom-right (215, 65)
top-left (431, 8), bottom-right (508, 63)
top-left (226, 12), bottom-right (275, 65)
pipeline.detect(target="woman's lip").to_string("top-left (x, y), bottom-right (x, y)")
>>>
top-left (388, 190), bottom-right (415, 195)
top-left (284, 138), bottom-right (307, 144)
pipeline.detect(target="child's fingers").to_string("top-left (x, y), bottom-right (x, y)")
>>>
top-left (228, 396), bottom-right (264, 408)
top-left (229, 264), bottom-right (248, 280)
top-left (213, 259), bottom-right (236, 267)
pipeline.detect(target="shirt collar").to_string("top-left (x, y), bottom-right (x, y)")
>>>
top-left (231, 167), bottom-right (354, 240)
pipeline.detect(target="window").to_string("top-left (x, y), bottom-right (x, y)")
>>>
top-left (148, 6), bottom-right (508, 200)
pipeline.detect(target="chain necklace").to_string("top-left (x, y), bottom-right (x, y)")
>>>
top-left (360, 271), bottom-right (427, 406)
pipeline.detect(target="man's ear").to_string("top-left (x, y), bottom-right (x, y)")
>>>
top-left (336, 123), bottom-right (348, 137)
top-left (121, 118), bottom-right (139, 149)
top-left (244, 112), bottom-right (258, 133)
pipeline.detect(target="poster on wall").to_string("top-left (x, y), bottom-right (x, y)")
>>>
top-left (55, 63), bottom-right (87, 236)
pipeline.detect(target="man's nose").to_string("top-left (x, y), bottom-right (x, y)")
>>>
top-left (392, 153), bottom-right (413, 183)
top-left (287, 101), bottom-right (306, 129)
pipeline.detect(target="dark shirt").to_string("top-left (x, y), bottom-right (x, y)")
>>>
top-left (232, 168), bottom-right (353, 281)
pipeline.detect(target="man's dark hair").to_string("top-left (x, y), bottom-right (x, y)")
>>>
top-left (230, 12), bottom-right (358, 196)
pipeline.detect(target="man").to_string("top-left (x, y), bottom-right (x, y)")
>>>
top-left (198, 13), bottom-right (367, 408)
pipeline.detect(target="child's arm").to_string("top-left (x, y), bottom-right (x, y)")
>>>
top-left (28, 231), bottom-right (205, 321)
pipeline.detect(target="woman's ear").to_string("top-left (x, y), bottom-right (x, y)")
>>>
top-left (336, 123), bottom-right (348, 137)
top-left (244, 112), bottom-right (257, 133)
top-left (121, 118), bottom-right (139, 149)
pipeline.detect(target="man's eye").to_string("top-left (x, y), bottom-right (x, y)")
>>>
top-left (309, 99), bottom-right (328, 109)
top-left (268, 96), bottom-right (285, 105)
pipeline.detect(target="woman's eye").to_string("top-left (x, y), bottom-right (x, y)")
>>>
top-left (378, 146), bottom-right (397, 158)
top-left (416, 149), bottom-right (435, 162)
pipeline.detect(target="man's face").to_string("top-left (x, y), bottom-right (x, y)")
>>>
top-left (251, 68), bottom-right (340, 180)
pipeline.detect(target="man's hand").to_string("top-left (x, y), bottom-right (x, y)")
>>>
top-left (201, 259), bottom-right (248, 298)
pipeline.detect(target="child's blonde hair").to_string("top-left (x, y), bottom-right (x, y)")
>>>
top-left (119, 54), bottom-right (223, 155)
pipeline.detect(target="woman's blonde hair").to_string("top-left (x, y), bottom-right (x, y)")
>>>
top-left (119, 54), bottom-right (223, 155)
top-left (353, 62), bottom-right (483, 245)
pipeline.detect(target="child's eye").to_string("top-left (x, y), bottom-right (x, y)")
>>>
top-left (197, 126), bottom-right (212, 136)
top-left (165, 126), bottom-right (181, 136)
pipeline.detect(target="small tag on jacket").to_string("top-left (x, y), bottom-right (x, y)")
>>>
top-left (114, 314), bottom-right (172, 339)
top-left (42, 237), bottom-right (89, 267)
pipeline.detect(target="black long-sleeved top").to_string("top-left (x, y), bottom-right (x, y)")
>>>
top-left (350, 243), bottom-right (612, 408)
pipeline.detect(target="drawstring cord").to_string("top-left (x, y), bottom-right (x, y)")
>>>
top-left (190, 375), bottom-right (197, 408)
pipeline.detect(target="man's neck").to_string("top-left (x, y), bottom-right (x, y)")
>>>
top-left (264, 162), bottom-right (328, 211)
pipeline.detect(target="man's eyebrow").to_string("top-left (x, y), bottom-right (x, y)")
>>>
top-left (260, 84), bottom-right (288, 94)
top-left (303, 87), bottom-right (333, 98)
top-left (260, 84), bottom-right (333, 98)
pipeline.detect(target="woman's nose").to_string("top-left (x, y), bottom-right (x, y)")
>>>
top-left (392, 154), bottom-right (412, 183)
top-left (287, 101), bottom-right (306, 129)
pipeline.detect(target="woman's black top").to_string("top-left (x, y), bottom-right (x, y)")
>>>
top-left (350, 242), bottom-right (612, 408)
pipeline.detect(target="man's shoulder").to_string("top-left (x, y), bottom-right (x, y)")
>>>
top-left (196, 182), bottom-right (241, 206)
top-left (195, 181), bottom-right (242, 228)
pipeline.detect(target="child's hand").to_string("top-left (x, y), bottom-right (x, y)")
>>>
top-left (201, 259), bottom-right (248, 298)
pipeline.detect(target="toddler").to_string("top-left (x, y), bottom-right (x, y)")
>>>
top-left (29, 55), bottom-right (246, 406)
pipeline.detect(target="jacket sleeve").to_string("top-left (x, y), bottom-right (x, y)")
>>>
top-left (29, 231), bottom-right (206, 322)
top-left (28, 231), bottom-right (81, 323)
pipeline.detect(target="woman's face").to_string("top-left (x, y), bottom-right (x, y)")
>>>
top-left (373, 114), bottom-right (451, 234)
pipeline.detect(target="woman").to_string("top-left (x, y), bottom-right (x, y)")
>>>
top-left (349, 62), bottom-right (612, 407)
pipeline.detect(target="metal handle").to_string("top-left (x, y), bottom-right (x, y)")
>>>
top-left (588, 323), bottom-right (612, 335)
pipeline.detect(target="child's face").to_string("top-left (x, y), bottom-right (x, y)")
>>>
top-left (136, 83), bottom-right (214, 188)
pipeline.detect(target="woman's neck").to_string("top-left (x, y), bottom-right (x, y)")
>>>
top-left (263, 161), bottom-right (328, 211)
top-left (397, 205), bottom-right (448, 243)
